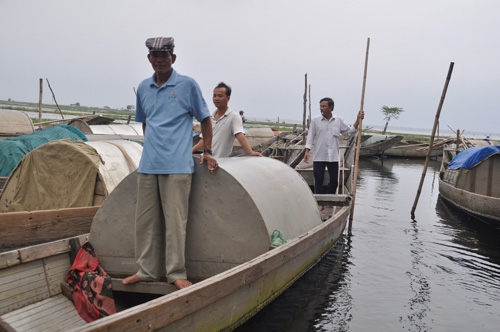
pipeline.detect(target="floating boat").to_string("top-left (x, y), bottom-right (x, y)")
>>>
top-left (295, 137), bottom-right (356, 190)
top-left (0, 154), bottom-right (352, 331)
top-left (438, 145), bottom-right (500, 227)
top-left (383, 138), bottom-right (455, 159)
top-left (0, 111), bottom-right (35, 138)
top-left (0, 138), bottom-right (142, 251)
top-left (359, 135), bottom-right (404, 157)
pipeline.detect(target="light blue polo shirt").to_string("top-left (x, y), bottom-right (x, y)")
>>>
top-left (135, 70), bottom-right (210, 174)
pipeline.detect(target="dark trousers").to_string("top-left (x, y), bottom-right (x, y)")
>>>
top-left (313, 161), bottom-right (339, 194)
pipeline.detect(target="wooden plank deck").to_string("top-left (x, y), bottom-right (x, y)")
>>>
top-left (0, 235), bottom-right (88, 331)
top-left (0, 294), bottom-right (85, 332)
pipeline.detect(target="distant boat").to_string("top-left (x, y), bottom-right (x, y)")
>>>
top-left (384, 138), bottom-right (455, 159)
top-left (438, 145), bottom-right (500, 227)
top-left (0, 111), bottom-right (34, 137)
top-left (360, 134), bottom-right (404, 157)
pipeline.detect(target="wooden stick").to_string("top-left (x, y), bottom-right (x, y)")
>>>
top-left (302, 73), bottom-right (307, 143)
top-left (411, 62), bottom-right (454, 219)
top-left (348, 37), bottom-right (370, 233)
top-left (38, 78), bottom-right (43, 129)
top-left (46, 78), bottom-right (65, 119)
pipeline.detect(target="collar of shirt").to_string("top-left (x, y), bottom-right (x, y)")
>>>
top-left (149, 69), bottom-right (178, 88)
top-left (212, 108), bottom-right (232, 123)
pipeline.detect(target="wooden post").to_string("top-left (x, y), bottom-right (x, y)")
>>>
top-left (411, 62), bottom-right (455, 219)
top-left (303, 73), bottom-right (307, 141)
top-left (348, 37), bottom-right (370, 233)
top-left (308, 84), bottom-right (311, 130)
top-left (38, 78), bottom-right (43, 128)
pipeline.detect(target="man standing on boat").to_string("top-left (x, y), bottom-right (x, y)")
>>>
top-left (192, 82), bottom-right (262, 158)
top-left (123, 36), bottom-right (217, 289)
top-left (304, 97), bottom-right (363, 209)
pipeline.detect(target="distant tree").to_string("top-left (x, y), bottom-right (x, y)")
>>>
top-left (126, 105), bottom-right (135, 112)
top-left (381, 105), bottom-right (404, 134)
top-left (75, 102), bottom-right (81, 107)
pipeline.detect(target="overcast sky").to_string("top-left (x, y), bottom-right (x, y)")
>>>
top-left (1, 1), bottom-right (499, 137)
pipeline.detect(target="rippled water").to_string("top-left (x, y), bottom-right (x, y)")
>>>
top-left (237, 158), bottom-right (500, 332)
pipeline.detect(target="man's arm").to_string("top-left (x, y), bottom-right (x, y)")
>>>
top-left (192, 138), bottom-right (204, 154)
top-left (235, 132), bottom-right (262, 157)
top-left (199, 117), bottom-right (218, 173)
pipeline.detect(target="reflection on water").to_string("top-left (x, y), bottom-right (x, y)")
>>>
top-left (237, 158), bottom-right (500, 332)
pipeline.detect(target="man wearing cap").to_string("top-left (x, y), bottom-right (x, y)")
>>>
top-left (192, 82), bottom-right (262, 158)
top-left (123, 37), bottom-right (217, 289)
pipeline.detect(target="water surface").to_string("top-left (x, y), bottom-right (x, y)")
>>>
top-left (237, 158), bottom-right (500, 332)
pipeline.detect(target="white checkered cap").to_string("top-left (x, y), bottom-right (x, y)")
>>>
top-left (145, 37), bottom-right (175, 52)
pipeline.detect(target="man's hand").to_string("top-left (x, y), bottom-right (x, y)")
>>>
top-left (304, 149), bottom-right (310, 163)
top-left (200, 153), bottom-right (218, 174)
top-left (248, 151), bottom-right (262, 157)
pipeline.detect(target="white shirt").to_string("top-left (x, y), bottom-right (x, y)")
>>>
top-left (305, 114), bottom-right (357, 162)
top-left (201, 108), bottom-right (244, 157)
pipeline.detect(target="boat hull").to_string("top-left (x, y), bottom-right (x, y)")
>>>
top-left (438, 178), bottom-right (500, 224)
top-left (78, 207), bottom-right (349, 331)
top-left (0, 206), bottom-right (97, 251)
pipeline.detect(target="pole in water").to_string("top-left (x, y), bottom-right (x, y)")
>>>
top-left (410, 62), bottom-right (454, 219)
top-left (349, 37), bottom-right (370, 233)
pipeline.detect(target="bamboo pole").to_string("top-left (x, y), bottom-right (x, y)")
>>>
top-left (348, 37), bottom-right (370, 232)
top-left (38, 78), bottom-right (43, 129)
top-left (411, 62), bottom-right (454, 219)
top-left (302, 73), bottom-right (307, 143)
top-left (308, 84), bottom-right (311, 129)
top-left (46, 78), bottom-right (64, 119)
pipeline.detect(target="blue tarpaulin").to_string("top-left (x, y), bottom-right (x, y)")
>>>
top-left (0, 125), bottom-right (87, 176)
top-left (447, 146), bottom-right (500, 170)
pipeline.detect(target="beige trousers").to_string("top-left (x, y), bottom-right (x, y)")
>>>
top-left (135, 173), bottom-right (192, 284)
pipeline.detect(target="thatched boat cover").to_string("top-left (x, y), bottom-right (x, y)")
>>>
top-left (0, 125), bottom-right (86, 176)
top-left (0, 140), bottom-right (100, 212)
top-left (0, 111), bottom-right (34, 136)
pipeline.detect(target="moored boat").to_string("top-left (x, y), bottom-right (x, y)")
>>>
top-left (360, 135), bottom-right (403, 157)
top-left (0, 137), bottom-right (143, 251)
top-left (384, 138), bottom-right (455, 159)
top-left (0, 155), bottom-right (352, 331)
top-left (438, 145), bottom-right (500, 227)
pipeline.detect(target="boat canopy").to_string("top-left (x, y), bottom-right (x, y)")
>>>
top-left (0, 125), bottom-right (86, 176)
top-left (448, 146), bottom-right (500, 170)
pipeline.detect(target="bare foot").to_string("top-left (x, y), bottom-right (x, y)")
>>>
top-left (318, 205), bottom-right (324, 211)
top-left (122, 274), bottom-right (142, 285)
top-left (173, 279), bottom-right (192, 289)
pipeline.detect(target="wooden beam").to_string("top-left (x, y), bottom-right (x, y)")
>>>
top-left (313, 194), bottom-right (351, 206)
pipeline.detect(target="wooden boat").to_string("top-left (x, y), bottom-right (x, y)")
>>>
top-left (0, 111), bottom-right (34, 138)
top-left (438, 145), bottom-right (500, 226)
top-left (0, 206), bottom-right (98, 252)
top-left (384, 138), bottom-right (455, 159)
top-left (232, 130), bottom-right (306, 169)
top-left (0, 155), bottom-right (352, 331)
top-left (359, 135), bottom-right (403, 157)
top-left (295, 137), bottom-right (356, 190)
top-left (0, 139), bottom-right (142, 251)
